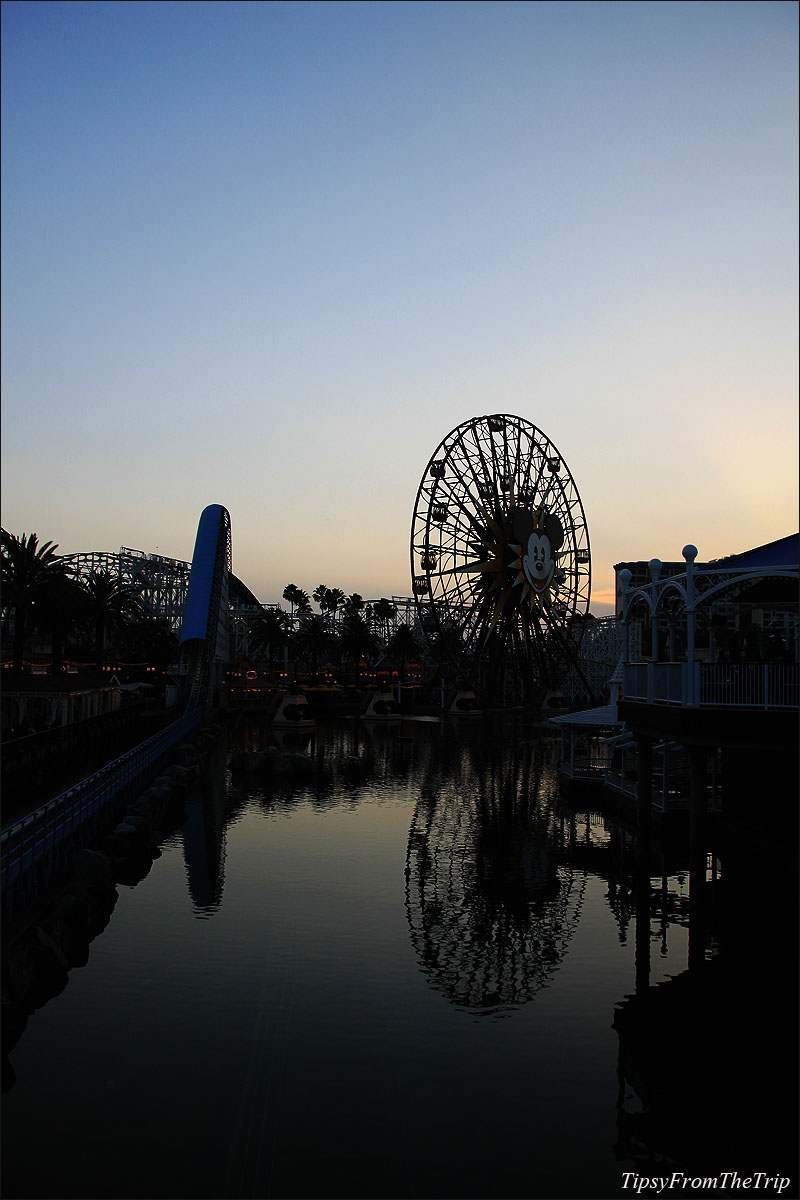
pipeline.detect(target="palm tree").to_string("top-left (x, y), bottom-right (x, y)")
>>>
top-left (314, 584), bottom-right (338, 629)
top-left (295, 613), bottom-right (335, 679)
top-left (343, 592), bottom-right (365, 618)
top-left (81, 568), bottom-right (147, 671)
top-left (294, 589), bottom-right (312, 615)
top-left (249, 607), bottom-right (291, 680)
top-left (115, 614), bottom-right (179, 673)
top-left (339, 611), bottom-right (380, 685)
top-left (282, 583), bottom-right (303, 615)
top-left (1, 530), bottom-right (63, 674)
top-left (327, 587), bottom-right (346, 626)
top-left (35, 564), bottom-right (87, 675)
top-left (373, 598), bottom-right (397, 643)
top-left (387, 623), bottom-right (422, 682)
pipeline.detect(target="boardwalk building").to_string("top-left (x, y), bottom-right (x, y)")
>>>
top-left (552, 534), bottom-right (798, 839)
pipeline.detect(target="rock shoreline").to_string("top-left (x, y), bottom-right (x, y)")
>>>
top-left (1, 719), bottom-right (224, 1093)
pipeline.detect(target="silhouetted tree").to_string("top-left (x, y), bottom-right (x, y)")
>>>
top-left (295, 613), bottom-right (335, 678)
top-left (343, 592), bottom-right (365, 618)
top-left (282, 583), bottom-right (303, 615)
top-left (81, 568), bottom-right (147, 671)
top-left (1, 530), bottom-right (63, 674)
top-left (249, 608), bottom-right (291, 680)
top-left (388, 623), bottom-right (422, 682)
top-left (327, 588), bottom-right (346, 624)
top-left (373, 597), bottom-right (396, 641)
top-left (339, 612), bottom-right (380, 684)
top-left (35, 565), bottom-right (86, 675)
top-left (312, 583), bottom-right (330, 612)
top-left (115, 614), bottom-right (178, 672)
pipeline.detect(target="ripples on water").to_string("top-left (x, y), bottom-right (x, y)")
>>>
top-left (2, 713), bottom-right (796, 1199)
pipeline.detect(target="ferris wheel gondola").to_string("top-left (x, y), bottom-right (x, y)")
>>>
top-left (410, 414), bottom-right (591, 706)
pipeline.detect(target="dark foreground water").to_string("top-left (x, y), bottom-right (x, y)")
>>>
top-left (2, 713), bottom-right (797, 1199)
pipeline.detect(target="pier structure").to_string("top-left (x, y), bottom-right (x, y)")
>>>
top-left (553, 535), bottom-right (797, 800)
top-left (614, 535), bottom-right (797, 969)
top-left (616, 536), bottom-right (797, 782)
top-left (550, 535), bottom-right (797, 961)
top-left (548, 531), bottom-right (798, 1101)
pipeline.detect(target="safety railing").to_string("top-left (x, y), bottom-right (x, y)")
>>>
top-left (1, 708), bottom-right (203, 927)
top-left (569, 756), bottom-right (610, 780)
top-left (623, 662), bottom-right (798, 709)
top-left (623, 662), bottom-right (685, 704)
top-left (698, 662), bottom-right (798, 709)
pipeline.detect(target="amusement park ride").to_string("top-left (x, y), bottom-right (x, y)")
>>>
top-left (56, 416), bottom-right (596, 713)
top-left (411, 414), bottom-right (593, 707)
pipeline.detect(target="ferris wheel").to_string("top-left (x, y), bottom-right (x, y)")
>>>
top-left (410, 414), bottom-right (591, 706)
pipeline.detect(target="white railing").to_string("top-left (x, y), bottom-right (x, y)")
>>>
top-left (604, 768), bottom-right (638, 798)
top-left (623, 662), bottom-right (685, 704)
top-left (698, 662), bottom-right (798, 709)
top-left (624, 663), bottom-right (649, 701)
top-left (564, 755), bottom-right (610, 780)
top-left (623, 661), bottom-right (798, 709)
top-left (651, 662), bottom-right (685, 704)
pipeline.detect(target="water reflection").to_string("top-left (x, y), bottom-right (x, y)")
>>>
top-left (222, 716), bottom-right (699, 1016)
top-left (229, 713), bottom-right (416, 804)
top-left (405, 733), bottom-right (586, 1013)
top-left (614, 823), bottom-right (797, 1178)
top-left (180, 740), bottom-right (228, 917)
top-left (3, 711), bottom-right (797, 1198)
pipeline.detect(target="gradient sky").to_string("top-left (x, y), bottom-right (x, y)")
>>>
top-left (2, 0), bottom-right (797, 614)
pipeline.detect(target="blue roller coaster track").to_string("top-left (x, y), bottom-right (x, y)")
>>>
top-left (2, 504), bottom-right (238, 930)
top-left (178, 504), bottom-right (233, 712)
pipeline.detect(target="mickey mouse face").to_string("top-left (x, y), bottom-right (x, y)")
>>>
top-left (523, 531), bottom-right (555, 592)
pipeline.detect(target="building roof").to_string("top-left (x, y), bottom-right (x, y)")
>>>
top-left (547, 704), bottom-right (621, 730)
top-left (710, 533), bottom-right (798, 571)
top-left (614, 534), bottom-right (798, 575)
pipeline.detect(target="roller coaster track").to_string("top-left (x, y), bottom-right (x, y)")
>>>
top-left (2, 505), bottom-right (236, 931)
top-left (62, 542), bottom-right (258, 633)
top-left (1, 709), bottom-right (203, 931)
top-left (178, 504), bottom-right (232, 713)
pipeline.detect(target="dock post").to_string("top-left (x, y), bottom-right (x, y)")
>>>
top-left (635, 735), bottom-right (654, 995)
top-left (635, 735), bottom-right (654, 861)
top-left (688, 744), bottom-right (708, 972)
top-left (683, 545), bottom-right (698, 706)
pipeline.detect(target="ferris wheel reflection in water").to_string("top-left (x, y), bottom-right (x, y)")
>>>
top-left (404, 728), bottom-right (588, 1014)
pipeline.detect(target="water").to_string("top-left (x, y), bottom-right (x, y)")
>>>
top-left (2, 714), bottom-right (796, 1199)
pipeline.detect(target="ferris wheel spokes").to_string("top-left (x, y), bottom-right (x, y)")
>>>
top-left (411, 414), bottom-right (591, 706)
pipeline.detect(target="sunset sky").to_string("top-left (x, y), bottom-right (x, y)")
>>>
top-left (2, 0), bottom-right (797, 615)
